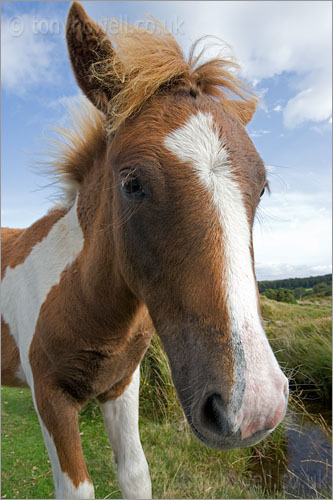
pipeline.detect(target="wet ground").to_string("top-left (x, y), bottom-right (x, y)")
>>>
top-left (251, 404), bottom-right (332, 498)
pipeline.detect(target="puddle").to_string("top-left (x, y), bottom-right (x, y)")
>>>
top-left (251, 408), bottom-right (332, 498)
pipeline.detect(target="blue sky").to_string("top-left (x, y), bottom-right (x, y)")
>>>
top-left (1, 1), bottom-right (332, 280)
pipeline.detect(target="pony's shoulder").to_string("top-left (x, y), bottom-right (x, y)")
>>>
top-left (1, 227), bottom-right (24, 245)
top-left (1, 209), bottom-right (67, 276)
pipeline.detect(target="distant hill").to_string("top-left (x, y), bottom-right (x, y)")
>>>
top-left (258, 274), bottom-right (332, 294)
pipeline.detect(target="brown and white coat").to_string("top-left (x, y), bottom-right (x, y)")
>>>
top-left (1, 3), bottom-right (288, 499)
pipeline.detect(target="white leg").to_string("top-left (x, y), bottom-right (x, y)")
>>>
top-left (100, 365), bottom-right (152, 499)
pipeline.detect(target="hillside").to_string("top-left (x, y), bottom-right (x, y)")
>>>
top-left (258, 273), bottom-right (331, 293)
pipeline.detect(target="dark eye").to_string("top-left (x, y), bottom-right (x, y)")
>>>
top-left (121, 174), bottom-right (144, 196)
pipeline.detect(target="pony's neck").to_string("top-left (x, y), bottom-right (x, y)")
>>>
top-left (74, 153), bottom-right (141, 336)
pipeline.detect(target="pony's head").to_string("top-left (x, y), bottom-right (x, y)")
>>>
top-left (66, 2), bottom-right (288, 449)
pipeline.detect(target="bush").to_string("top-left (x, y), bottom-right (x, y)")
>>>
top-left (293, 287), bottom-right (307, 299)
top-left (264, 288), bottom-right (296, 304)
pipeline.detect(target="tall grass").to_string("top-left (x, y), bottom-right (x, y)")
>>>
top-left (261, 296), bottom-right (332, 402)
top-left (140, 333), bottom-right (180, 422)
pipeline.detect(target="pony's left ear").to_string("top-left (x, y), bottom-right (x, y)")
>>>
top-left (225, 97), bottom-right (258, 126)
top-left (66, 2), bottom-right (116, 114)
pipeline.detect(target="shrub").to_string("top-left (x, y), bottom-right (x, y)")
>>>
top-left (264, 288), bottom-right (296, 304)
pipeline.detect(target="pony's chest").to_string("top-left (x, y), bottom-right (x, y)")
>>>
top-left (30, 324), bottom-right (152, 404)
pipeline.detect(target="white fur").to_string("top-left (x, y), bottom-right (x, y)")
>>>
top-left (15, 364), bottom-right (27, 385)
top-left (2, 198), bottom-right (86, 494)
top-left (165, 112), bottom-right (287, 435)
top-left (100, 365), bottom-right (152, 499)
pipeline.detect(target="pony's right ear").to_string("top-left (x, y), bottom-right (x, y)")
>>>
top-left (66, 2), bottom-right (115, 114)
top-left (225, 97), bottom-right (258, 126)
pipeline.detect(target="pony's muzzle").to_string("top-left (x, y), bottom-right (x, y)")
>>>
top-left (191, 378), bottom-right (288, 449)
top-left (239, 377), bottom-right (289, 440)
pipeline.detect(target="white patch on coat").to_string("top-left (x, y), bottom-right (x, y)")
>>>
top-left (165, 112), bottom-right (287, 436)
top-left (100, 365), bottom-right (152, 499)
top-left (15, 364), bottom-right (27, 385)
top-left (1, 197), bottom-right (84, 388)
top-left (1, 198), bottom-right (88, 494)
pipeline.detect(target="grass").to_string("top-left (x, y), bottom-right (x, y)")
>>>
top-left (1, 388), bottom-right (54, 499)
top-left (2, 296), bottom-right (331, 499)
top-left (1, 386), bottom-right (286, 499)
top-left (261, 296), bottom-right (332, 402)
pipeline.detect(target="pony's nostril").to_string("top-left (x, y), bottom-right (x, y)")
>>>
top-left (201, 393), bottom-right (232, 437)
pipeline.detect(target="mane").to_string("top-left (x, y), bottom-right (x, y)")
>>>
top-left (46, 18), bottom-right (255, 207)
top-left (92, 17), bottom-right (254, 134)
top-left (42, 97), bottom-right (106, 209)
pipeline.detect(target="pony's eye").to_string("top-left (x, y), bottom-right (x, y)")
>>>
top-left (121, 175), bottom-right (144, 196)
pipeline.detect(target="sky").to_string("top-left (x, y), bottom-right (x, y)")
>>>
top-left (1, 1), bottom-right (332, 281)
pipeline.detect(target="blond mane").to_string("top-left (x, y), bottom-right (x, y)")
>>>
top-left (91, 18), bottom-right (254, 133)
top-left (48, 18), bottom-right (255, 206)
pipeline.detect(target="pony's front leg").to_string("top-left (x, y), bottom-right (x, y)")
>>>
top-left (98, 365), bottom-right (152, 499)
top-left (33, 385), bottom-right (95, 499)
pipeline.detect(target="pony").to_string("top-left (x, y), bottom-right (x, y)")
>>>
top-left (1, 2), bottom-right (288, 498)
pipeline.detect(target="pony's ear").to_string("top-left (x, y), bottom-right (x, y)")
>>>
top-left (225, 97), bottom-right (258, 126)
top-left (66, 2), bottom-right (115, 113)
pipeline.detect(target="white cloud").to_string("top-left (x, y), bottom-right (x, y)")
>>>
top-left (273, 105), bottom-right (282, 113)
top-left (249, 129), bottom-right (270, 138)
top-left (283, 71), bottom-right (332, 128)
top-left (1, 14), bottom-right (57, 94)
top-left (167, 1), bottom-right (332, 129)
top-left (253, 188), bottom-right (331, 280)
top-left (255, 262), bottom-right (332, 281)
top-left (310, 119), bottom-right (332, 134)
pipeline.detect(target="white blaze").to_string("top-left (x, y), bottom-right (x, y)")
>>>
top-left (164, 112), bottom-right (286, 435)
top-left (164, 111), bottom-right (258, 329)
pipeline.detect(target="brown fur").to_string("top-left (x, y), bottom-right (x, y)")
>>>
top-left (30, 266), bottom-right (152, 487)
top-left (66, 2), bottom-right (117, 113)
top-left (97, 375), bottom-right (133, 404)
top-left (104, 93), bottom-right (264, 412)
top-left (34, 379), bottom-right (92, 488)
top-left (1, 319), bottom-right (26, 387)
